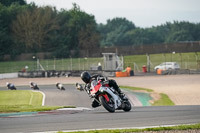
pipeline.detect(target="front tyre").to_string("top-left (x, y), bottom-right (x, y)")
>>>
top-left (61, 87), bottom-right (65, 90)
top-left (99, 95), bottom-right (115, 113)
top-left (123, 100), bottom-right (132, 112)
top-left (12, 87), bottom-right (17, 90)
top-left (34, 86), bottom-right (39, 90)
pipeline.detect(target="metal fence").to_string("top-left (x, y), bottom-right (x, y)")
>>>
top-left (0, 57), bottom-right (104, 73)
top-left (124, 52), bottom-right (200, 72)
top-left (0, 52), bottom-right (200, 73)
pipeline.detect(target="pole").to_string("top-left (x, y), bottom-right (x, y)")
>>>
top-left (37, 59), bottom-right (39, 71)
top-left (146, 53), bottom-right (150, 72)
top-left (79, 58), bottom-right (80, 70)
top-left (54, 57), bottom-right (56, 70)
top-left (70, 57), bottom-right (72, 71)
top-left (195, 52), bottom-right (198, 70)
top-left (32, 56), bottom-right (35, 71)
top-left (62, 58), bottom-right (64, 70)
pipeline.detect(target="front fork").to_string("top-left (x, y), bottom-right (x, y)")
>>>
top-left (99, 87), bottom-right (122, 109)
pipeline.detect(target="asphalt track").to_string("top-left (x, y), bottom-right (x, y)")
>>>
top-left (0, 85), bottom-right (200, 133)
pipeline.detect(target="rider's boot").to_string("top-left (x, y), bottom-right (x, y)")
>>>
top-left (91, 100), bottom-right (100, 108)
top-left (119, 91), bottom-right (125, 100)
top-left (116, 87), bottom-right (126, 99)
top-left (108, 79), bottom-right (125, 99)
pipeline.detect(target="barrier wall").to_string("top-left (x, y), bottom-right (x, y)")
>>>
top-left (0, 73), bottom-right (18, 79)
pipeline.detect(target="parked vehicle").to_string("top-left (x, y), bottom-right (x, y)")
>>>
top-left (154, 62), bottom-right (180, 71)
top-left (76, 77), bottom-right (132, 113)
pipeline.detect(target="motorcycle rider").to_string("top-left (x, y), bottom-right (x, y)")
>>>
top-left (6, 82), bottom-right (16, 90)
top-left (56, 82), bottom-right (65, 90)
top-left (29, 81), bottom-right (39, 90)
top-left (81, 71), bottom-right (124, 108)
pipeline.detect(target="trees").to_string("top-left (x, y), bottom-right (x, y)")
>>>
top-left (0, 3), bottom-right (26, 59)
top-left (78, 24), bottom-right (100, 50)
top-left (98, 19), bottom-right (200, 46)
top-left (11, 5), bottom-right (59, 52)
top-left (1, 2), bottom-right (200, 60)
top-left (54, 3), bottom-right (100, 57)
top-left (97, 17), bottom-right (136, 46)
top-left (0, 4), bottom-right (96, 59)
top-left (0, 0), bottom-right (26, 6)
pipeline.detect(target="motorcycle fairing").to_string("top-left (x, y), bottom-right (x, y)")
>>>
top-left (90, 82), bottom-right (101, 95)
top-left (99, 93), bottom-right (110, 102)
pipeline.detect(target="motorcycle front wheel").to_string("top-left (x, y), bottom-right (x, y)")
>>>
top-left (34, 86), bottom-right (39, 90)
top-left (123, 100), bottom-right (132, 112)
top-left (12, 87), bottom-right (17, 90)
top-left (61, 87), bottom-right (65, 90)
top-left (99, 95), bottom-right (115, 113)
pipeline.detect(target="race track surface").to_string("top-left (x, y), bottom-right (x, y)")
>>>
top-left (0, 85), bottom-right (200, 133)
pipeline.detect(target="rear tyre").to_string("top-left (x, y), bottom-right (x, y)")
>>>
top-left (123, 100), bottom-right (132, 112)
top-left (99, 95), bottom-right (115, 113)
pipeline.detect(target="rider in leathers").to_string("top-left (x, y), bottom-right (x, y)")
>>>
top-left (81, 71), bottom-right (124, 108)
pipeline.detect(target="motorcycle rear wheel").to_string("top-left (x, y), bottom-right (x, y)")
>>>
top-left (99, 95), bottom-right (115, 113)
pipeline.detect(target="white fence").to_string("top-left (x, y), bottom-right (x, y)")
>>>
top-left (0, 73), bottom-right (18, 79)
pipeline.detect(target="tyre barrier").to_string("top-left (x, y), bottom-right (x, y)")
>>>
top-left (18, 70), bottom-right (107, 78)
top-left (18, 69), bottom-right (200, 78)
top-left (156, 69), bottom-right (200, 75)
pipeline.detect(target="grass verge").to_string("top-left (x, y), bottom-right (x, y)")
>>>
top-left (121, 85), bottom-right (153, 92)
top-left (0, 90), bottom-right (74, 113)
top-left (0, 105), bottom-right (64, 113)
top-left (58, 123), bottom-right (200, 133)
top-left (152, 93), bottom-right (175, 106)
top-left (120, 86), bottom-right (175, 106)
top-left (0, 90), bottom-right (43, 106)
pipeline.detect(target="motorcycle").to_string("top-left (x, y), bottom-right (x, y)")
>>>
top-left (76, 79), bottom-right (132, 113)
top-left (6, 82), bottom-right (17, 90)
top-left (29, 82), bottom-right (39, 90)
top-left (56, 83), bottom-right (65, 90)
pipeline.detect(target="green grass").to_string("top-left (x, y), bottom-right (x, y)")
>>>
top-left (152, 93), bottom-right (175, 106)
top-left (0, 105), bottom-right (63, 113)
top-left (121, 85), bottom-right (153, 92)
top-left (0, 90), bottom-right (43, 106)
top-left (1, 52), bottom-right (200, 73)
top-left (58, 123), bottom-right (200, 133)
top-left (121, 86), bottom-right (175, 106)
top-left (0, 90), bottom-right (73, 113)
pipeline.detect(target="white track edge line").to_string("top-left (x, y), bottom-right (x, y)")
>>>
top-left (31, 90), bottom-right (45, 106)
top-left (32, 123), bottom-right (198, 133)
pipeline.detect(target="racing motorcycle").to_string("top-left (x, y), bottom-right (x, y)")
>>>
top-left (76, 79), bottom-right (132, 113)
top-left (56, 83), bottom-right (65, 90)
top-left (29, 82), bottom-right (39, 90)
top-left (6, 82), bottom-right (17, 90)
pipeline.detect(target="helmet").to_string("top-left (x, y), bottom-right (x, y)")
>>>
top-left (81, 71), bottom-right (91, 83)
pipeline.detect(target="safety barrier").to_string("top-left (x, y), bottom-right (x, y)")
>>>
top-left (0, 73), bottom-right (18, 79)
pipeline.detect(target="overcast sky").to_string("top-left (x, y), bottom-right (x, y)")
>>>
top-left (26, 0), bottom-right (200, 27)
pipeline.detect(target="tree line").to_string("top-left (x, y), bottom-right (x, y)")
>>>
top-left (1, 0), bottom-right (200, 60)
top-left (98, 18), bottom-right (200, 47)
